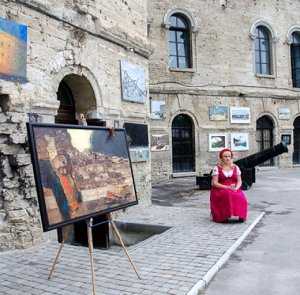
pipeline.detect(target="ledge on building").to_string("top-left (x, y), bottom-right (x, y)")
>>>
top-left (172, 172), bottom-right (196, 178)
top-left (169, 67), bottom-right (196, 73)
top-left (255, 73), bottom-right (276, 79)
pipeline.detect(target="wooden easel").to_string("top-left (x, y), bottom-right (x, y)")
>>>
top-left (48, 213), bottom-right (141, 295)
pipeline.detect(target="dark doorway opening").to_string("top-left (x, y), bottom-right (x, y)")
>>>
top-left (56, 75), bottom-right (108, 249)
top-left (172, 114), bottom-right (195, 173)
top-left (256, 115), bottom-right (274, 166)
top-left (293, 117), bottom-right (300, 164)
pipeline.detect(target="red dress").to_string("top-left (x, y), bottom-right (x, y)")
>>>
top-left (210, 165), bottom-right (248, 222)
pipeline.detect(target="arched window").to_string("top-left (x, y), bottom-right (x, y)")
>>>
top-left (291, 32), bottom-right (300, 88)
top-left (255, 26), bottom-right (272, 75)
top-left (169, 14), bottom-right (191, 69)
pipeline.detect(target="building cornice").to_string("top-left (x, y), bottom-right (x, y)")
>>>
top-left (149, 85), bottom-right (300, 100)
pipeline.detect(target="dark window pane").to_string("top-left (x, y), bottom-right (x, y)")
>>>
top-left (176, 17), bottom-right (187, 29)
top-left (255, 50), bottom-right (260, 63)
top-left (169, 30), bottom-right (176, 42)
top-left (256, 63), bottom-right (262, 73)
top-left (178, 43), bottom-right (187, 56)
top-left (261, 63), bottom-right (270, 75)
top-left (260, 39), bottom-right (270, 51)
top-left (169, 42), bottom-right (177, 55)
top-left (168, 14), bottom-right (191, 69)
top-left (292, 32), bottom-right (300, 44)
top-left (255, 39), bottom-right (260, 51)
top-left (169, 55), bottom-right (177, 68)
top-left (260, 50), bottom-right (269, 64)
top-left (170, 16), bottom-right (177, 27)
top-left (177, 31), bottom-right (186, 43)
top-left (178, 57), bottom-right (188, 68)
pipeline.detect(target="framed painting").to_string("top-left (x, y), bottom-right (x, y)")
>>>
top-left (27, 123), bottom-right (138, 231)
top-left (151, 134), bottom-right (169, 151)
top-left (209, 133), bottom-right (228, 151)
top-left (0, 17), bottom-right (27, 83)
top-left (230, 107), bottom-right (251, 124)
top-left (231, 133), bottom-right (249, 151)
top-left (278, 107), bottom-right (290, 120)
top-left (150, 99), bottom-right (166, 120)
top-left (281, 134), bottom-right (291, 145)
top-left (209, 106), bottom-right (228, 121)
top-left (120, 60), bottom-right (147, 103)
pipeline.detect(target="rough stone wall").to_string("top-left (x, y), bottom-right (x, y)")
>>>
top-left (0, 0), bottom-right (151, 250)
top-left (148, 0), bottom-right (300, 182)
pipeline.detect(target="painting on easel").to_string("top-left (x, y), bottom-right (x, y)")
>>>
top-left (27, 123), bottom-right (138, 231)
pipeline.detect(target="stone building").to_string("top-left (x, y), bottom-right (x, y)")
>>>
top-left (148, 0), bottom-right (300, 182)
top-left (0, 0), bottom-right (151, 250)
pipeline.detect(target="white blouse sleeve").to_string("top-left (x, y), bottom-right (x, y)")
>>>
top-left (212, 166), bottom-right (219, 176)
top-left (236, 165), bottom-right (241, 176)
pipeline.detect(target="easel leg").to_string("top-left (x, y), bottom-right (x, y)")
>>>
top-left (109, 214), bottom-right (141, 280)
top-left (87, 218), bottom-right (96, 295)
top-left (48, 240), bottom-right (64, 280)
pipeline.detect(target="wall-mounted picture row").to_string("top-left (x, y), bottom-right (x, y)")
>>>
top-left (209, 133), bottom-right (249, 152)
top-left (209, 106), bottom-right (251, 124)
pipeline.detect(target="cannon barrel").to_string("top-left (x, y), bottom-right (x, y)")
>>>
top-left (234, 142), bottom-right (288, 169)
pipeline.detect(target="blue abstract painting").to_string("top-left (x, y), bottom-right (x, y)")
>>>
top-left (0, 17), bottom-right (27, 83)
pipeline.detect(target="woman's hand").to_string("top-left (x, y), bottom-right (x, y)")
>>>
top-left (229, 184), bottom-right (238, 191)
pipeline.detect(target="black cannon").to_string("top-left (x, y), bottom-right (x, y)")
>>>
top-left (196, 142), bottom-right (288, 190)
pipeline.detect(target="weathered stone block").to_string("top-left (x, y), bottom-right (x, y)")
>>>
top-left (7, 209), bottom-right (29, 224)
top-left (7, 112), bottom-right (27, 123)
top-left (9, 154), bottom-right (32, 167)
top-left (9, 132), bottom-right (27, 144)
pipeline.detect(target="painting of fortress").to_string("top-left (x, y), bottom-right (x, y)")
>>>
top-left (0, 17), bottom-right (27, 82)
top-left (29, 124), bottom-right (137, 231)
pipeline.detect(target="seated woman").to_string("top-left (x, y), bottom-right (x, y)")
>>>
top-left (210, 148), bottom-right (248, 223)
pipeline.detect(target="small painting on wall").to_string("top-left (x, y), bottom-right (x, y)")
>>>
top-left (230, 107), bottom-right (251, 124)
top-left (209, 106), bottom-right (228, 121)
top-left (209, 133), bottom-right (228, 151)
top-left (281, 134), bottom-right (291, 145)
top-left (151, 134), bottom-right (169, 151)
top-left (231, 133), bottom-right (249, 151)
top-left (0, 17), bottom-right (27, 83)
top-left (278, 107), bottom-right (290, 120)
top-left (150, 99), bottom-right (166, 120)
top-left (120, 60), bottom-right (147, 103)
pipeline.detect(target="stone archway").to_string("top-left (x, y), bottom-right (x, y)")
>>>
top-left (55, 74), bottom-right (97, 124)
top-left (171, 114), bottom-right (195, 173)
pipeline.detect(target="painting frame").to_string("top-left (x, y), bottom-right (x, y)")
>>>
top-left (278, 107), bottom-right (291, 120)
top-left (27, 123), bottom-right (138, 232)
top-left (230, 107), bottom-right (251, 124)
top-left (0, 17), bottom-right (28, 83)
top-left (231, 133), bottom-right (249, 151)
top-left (120, 60), bottom-right (147, 104)
top-left (209, 133), bottom-right (228, 151)
top-left (281, 134), bottom-right (291, 145)
top-left (209, 106), bottom-right (228, 121)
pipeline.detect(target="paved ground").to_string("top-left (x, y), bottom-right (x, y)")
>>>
top-left (0, 171), bottom-right (270, 295)
top-left (204, 167), bottom-right (300, 295)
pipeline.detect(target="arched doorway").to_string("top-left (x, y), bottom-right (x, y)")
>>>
top-left (293, 117), bottom-right (300, 164)
top-left (256, 115), bottom-right (274, 166)
top-left (172, 114), bottom-right (195, 173)
top-left (55, 74), bottom-right (108, 248)
top-left (55, 74), bottom-right (103, 125)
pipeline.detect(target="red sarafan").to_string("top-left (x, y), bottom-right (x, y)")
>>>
top-left (210, 165), bottom-right (248, 222)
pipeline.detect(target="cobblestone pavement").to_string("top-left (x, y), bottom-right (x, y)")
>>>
top-left (0, 181), bottom-right (263, 295)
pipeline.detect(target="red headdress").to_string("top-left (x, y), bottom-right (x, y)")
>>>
top-left (219, 148), bottom-right (233, 159)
